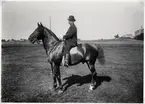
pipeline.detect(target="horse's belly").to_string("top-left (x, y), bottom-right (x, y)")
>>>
top-left (69, 45), bottom-right (84, 65)
top-left (70, 53), bottom-right (83, 65)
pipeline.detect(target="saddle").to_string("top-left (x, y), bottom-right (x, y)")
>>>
top-left (70, 46), bottom-right (78, 54)
top-left (61, 45), bottom-right (79, 66)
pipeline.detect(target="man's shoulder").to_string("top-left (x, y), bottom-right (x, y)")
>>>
top-left (70, 24), bottom-right (77, 29)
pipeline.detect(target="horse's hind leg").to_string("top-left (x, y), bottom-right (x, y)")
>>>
top-left (86, 61), bottom-right (97, 90)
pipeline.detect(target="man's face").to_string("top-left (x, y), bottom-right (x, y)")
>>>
top-left (68, 21), bottom-right (74, 25)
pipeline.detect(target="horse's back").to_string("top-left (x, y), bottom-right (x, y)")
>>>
top-left (69, 43), bottom-right (99, 65)
top-left (79, 43), bottom-right (105, 65)
top-left (70, 43), bottom-right (98, 56)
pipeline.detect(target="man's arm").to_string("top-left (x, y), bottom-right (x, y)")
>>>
top-left (63, 26), bottom-right (76, 40)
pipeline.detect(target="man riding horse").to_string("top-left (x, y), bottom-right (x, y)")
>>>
top-left (28, 19), bottom-right (105, 93)
top-left (62, 15), bottom-right (78, 67)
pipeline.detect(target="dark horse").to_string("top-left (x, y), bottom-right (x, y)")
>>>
top-left (28, 22), bottom-right (105, 93)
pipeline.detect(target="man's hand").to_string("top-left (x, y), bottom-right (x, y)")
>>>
top-left (63, 36), bottom-right (66, 41)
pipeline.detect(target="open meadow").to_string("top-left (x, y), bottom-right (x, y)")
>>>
top-left (2, 39), bottom-right (143, 103)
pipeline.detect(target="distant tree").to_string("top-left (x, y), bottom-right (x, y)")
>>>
top-left (11, 39), bottom-right (16, 41)
top-left (20, 39), bottom-right (27, 41)
top-left (77, 38), bottom-right (81, 41)
top-left (2, 39), bottom-right (6, 42)
top-left (20, 39), bottom-right (23, 41)
top-left (7, 39), bottom-right (11, 42)
top-left (114, 34), bottom-right (119, 38)
top-left (134, 33), bottom-right (144, 40)
top-left (24, 39), bottom-right (28, 41)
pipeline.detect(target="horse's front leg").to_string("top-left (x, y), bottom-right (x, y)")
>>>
top-left (51, 63), bottom-right (57, 91)
top-left (54, 64), bottom-right (63, 94)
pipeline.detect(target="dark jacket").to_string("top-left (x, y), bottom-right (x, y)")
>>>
top-left (63, 24), bottom-right (77, 48)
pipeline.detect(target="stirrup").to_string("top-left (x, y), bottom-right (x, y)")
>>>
top-left (60, 62), bottom-right (69, 67)
top-left (64, 62), bottom-right (69, 67)
top-left (61, 60), bottom-right (69, 67)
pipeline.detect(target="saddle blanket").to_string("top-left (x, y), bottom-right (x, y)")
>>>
top-left (70, 47), bottom-right (78, 54)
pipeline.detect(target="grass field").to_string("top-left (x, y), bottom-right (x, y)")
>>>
top-left (2, 40), bottom-right (143, 102)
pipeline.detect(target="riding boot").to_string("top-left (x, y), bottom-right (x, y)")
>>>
top-left (64, 53), bottom-right (69, 67)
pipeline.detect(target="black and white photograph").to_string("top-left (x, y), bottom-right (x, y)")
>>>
top-left (1, 0), bottom-right (144, 103)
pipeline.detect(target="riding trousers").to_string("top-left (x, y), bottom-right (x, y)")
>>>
top-left (63, 40), bottom-right (77, 55)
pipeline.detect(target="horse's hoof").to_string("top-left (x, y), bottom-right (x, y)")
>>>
top-left (89, 85), bottom-right (95, 91)
top-left (58, 89), bottom-right (63, 94)
top-left (49, 86), bottom-right (54, 91)
top-left (50, 88), bottom-right (56, 92)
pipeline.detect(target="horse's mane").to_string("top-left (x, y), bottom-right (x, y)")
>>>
top-left (44, 27), bottom-right (60, 41)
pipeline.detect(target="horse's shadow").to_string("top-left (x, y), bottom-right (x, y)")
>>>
top-left (62, 74), bottom-right (111, 91)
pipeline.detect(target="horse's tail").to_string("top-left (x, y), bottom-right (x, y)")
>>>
top-left (94, 44), bottom-right (105, 65)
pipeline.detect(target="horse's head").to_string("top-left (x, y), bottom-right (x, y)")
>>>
top-left (28, 22), bottom-right (45, 44)
top-left (28, 22), bottom-right (60, 44)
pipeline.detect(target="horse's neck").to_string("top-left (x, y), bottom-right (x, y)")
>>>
top-left (42, 28), bottom-right (59, 54)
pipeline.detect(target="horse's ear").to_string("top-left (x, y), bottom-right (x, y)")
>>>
top-left (40, 22), bottom-right (43, 27)
top-left (37, 22), bottom-right (40, 27)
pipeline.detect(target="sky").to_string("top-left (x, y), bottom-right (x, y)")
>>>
top-left (2, 1), bottom-right (144, 40)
